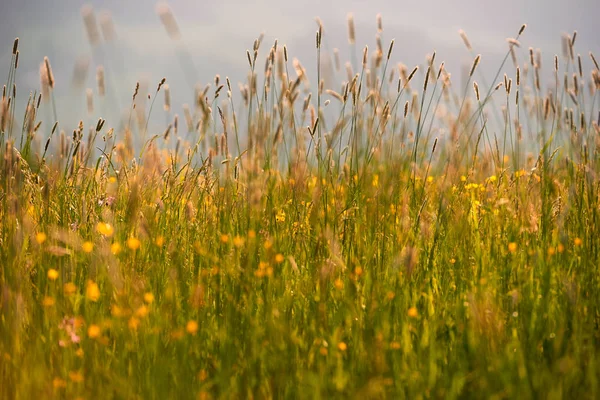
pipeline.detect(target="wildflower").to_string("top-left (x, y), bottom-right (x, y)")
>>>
top-left (574, 237), bottom-right (583, 246)
top-left (155, 236), bottom-right (165, 246)
top-left (320, 347), bottom-right (328, 356)
top-left (276, 210), bottom-right (286, 223)
top-left (96, 222), bottom-right (114, 237)
top-left (128, 317), bottom-right (140, 331)
top-left (52, 377), bottom-right (67, 389)
top-left (36, 232), bottom-right (47, 244)
top-left (43, 296), bottom-right (55, 307)
top-left (86, 281), bottom-right (100, 302)
top-left (82, 241), bottom-right (94, 253)
top-left (508, 242), bottom-right (518, 253)
top-left (354, 266), bottom-right (363, 277)
top-left (372, 174), bottom-right (379, 187)
top-left (144, 292), bottom-right (154, 304)
top-left (275, 253), bottom-right (284, 264)
top-left (111, 304), bottom-right (124, 317)
top-left (337, 342), bottom-right (347, 351)
top-left (68, 371), bottom-right (84, 383)
top-left (47, 269), bottom-right (59, 281)
top-left (135, 305), bottom-right (149, 318)
top-left (198, 370), bottom-right (208, 382)
top-left (248, 229), bottom-right (256, 239)
top-left (220, 234), bottom-right (229, 244)
top-left (111, 242), bottom-right (122, 255)
top-left (127, 237), bottom-right (141, 250)
top-left (87, 324), bottom-right (101, 339)
top-left (233, 235), bottom-right (244, 248)
top-left (407, 307), bottom-right (418, 318)
top-left (390, 341), bottom-right (401, 350)
top-left (334, 278), bottom-right (344, 290)
top-left (64, 282), bottom-right (77, 296)
top-left (186, 320), bottom-right (198, 335)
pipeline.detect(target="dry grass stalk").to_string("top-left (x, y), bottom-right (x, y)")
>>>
top-left (347, 13), bottom-right (356, 44)
top-left (81, 5), bottom-right (101, 46)
top-left (156, 3), bottom-right (181, 40)
top-left (458, 29), bottom-right (472, 50)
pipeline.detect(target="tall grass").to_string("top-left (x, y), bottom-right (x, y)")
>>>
top-left (1, 13), bottom-right (600, 399)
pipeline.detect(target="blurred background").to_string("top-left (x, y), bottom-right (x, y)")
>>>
top-left (1, 0), bottom-right (599, 140)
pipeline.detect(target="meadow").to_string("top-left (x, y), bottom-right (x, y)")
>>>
top-left (1, 10), bottom-right (600, 399)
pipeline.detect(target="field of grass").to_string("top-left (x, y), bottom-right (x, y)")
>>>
top-left (1, 13), bottom-right (600, 399)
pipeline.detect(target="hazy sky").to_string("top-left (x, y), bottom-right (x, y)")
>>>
top-left (1, 0), bottom-right (599, 133)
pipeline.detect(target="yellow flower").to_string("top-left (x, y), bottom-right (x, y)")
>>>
top-left (354, 266), bottom-right (363, 277)
top-left (86, 281), bottom-right (100, 302)
top-left (372, 174), bottom-right (379, 188)
top-left (64, 282), bottom-right (77, 296)
top-left (275, 210), bottom-right (286, 223)
top-left (87, 324), bottom-right (101, 339)
top-left (52, 377), bottom-right (67, 389)
top-left (390, 341), bottom-right (401, 350)
top-left (275, 253), bottom-right (284, 264)
top-left (334, 279), bottom-right (344, 290)
top-left (127, 237), bottom-right (141, 251)
top-left (82, 241), bottom-right (94, 253)
top-left (108, 176), bottom-right (117, 183)
top-left (508, 242), bottom-right (518, 253)
top-left (111, 304), bottom-right (124, 318)
top-left (68, 371), bottom-right (84, 383)
top-left (47, 269), bottom-right (59, 281)
top-left (220, 234), bottom-right (229, 244)
top-left (128, 317), bottom-right (140, 331)
top-left (96, 222), bottom-right (114, 237)
top-left (574, 237), bottom-right (583, 247)
top-left (407, 307), bottom-right (418, 318)
top-left (186, 320), bottom-right (198, 335)
top-left (248, 229), bottom-right (256, 239)
top-left (135, 305), bottom-right (149, 318)
top-left (337, 342), bottom-right (347, 351)
top-left (198, 369), bottom-right (208, 382)
top-left (42, 296), bottom-right (55, 307)
top-left (35, 232), bottom-right (47, 244)
top-left (155, 236), bottom-right (165, 246)
top-left (111, 242), bottom-right (122, 255)
top-left (233, 235), bottom-right (245, 248)
top-left (143, 292), bottom-right (154, 304)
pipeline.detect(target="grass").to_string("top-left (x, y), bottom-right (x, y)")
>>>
top-left (1, 13), bottom-right (600, 399)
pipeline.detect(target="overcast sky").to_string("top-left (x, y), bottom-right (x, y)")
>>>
top-left (1, 0), bottom-right (599, 134)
